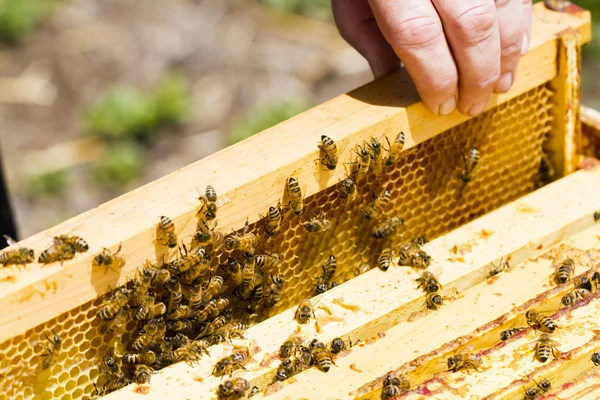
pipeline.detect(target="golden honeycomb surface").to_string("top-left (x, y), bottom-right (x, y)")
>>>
top-left (0, 84), bottom-right (555, 399)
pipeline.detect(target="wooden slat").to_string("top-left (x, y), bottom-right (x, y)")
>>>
top-left (102, 165), bottom-right (600, 399)
top-left (0, 4), bottom-right (591, 345)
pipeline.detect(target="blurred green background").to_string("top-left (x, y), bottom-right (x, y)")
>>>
top-left (0, 0), bottom-right (597, 237)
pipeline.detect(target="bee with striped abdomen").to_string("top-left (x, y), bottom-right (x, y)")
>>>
top-left (460, 148), bottom-right (480, 183)
top-left (349, 144), bottom-right (371, 182)
top-left (279, 330), bottom-right (305, 359)
top-left (255, 251), bottom-right (281, 273)
top-left (561, 288), bottom-right (591, 306)
top-left (123, 351), bottom-right (156, 365)
top-left (447, 352), bottom-right (482, 373)
top-left (212, 345), bottom-right (250, 377)
top-left (554, 258), bottom-right (575, 284)
top-left (534, 334), bottom-right (560, 363)
top-left (38, 237), bottom-right (76, 264)
top-left (260, 201), bottom-right (282, 237)
top-left (317, 135), bottom-right (339, 170)
top-left (202, 275), bottom-right (225, 305)
top-left (416, 271), bottom-right (442, 293)
top-left (92, 243), bottom-right (125, 273)
top-left (378, 248), bottom-right (394, 272)
top-left (165, 277), bottom-right (183, 314)
top-left (157, 215), bottom-right (177, 248)
top-left (336, 176), bottom-right (357, 202)
top-left (367, 136), bottom-right (384, 176)
top-left (316, 254), bottom-right (337, 293)
top-left (385, 131), bottom-right (405, 167)
top-left (0, 235), bottom-right (34, 267)
top-left (372, 216), bottom-right (404, 239)
top-left (101, 305), bottom-right (130, 334)
top-left (235, 256), bottom-right (258, 300)
top-left (362, 189), bottom-right (391, 220)
top-left (526, 310), bottom-right (557, 334)
top-left (295, 299), bottom-right (316, 324)
top-left (302, 211), bottom-right (331, 233)
top-left (488, 257), bottom-right (510, 278)
top-left (382, 374), bottom-right (410, 399)
top-left (264, 273), bottom-right (284, 309)
top-left (286, 177), bottom-right (304, 215)
top-left (500, 326), bottom-right (526, 341)
top-left (192, 218), bottom-right (223, 248)
top-left (218, 377), bottom-right (250, 399)
top-left (40, 330), bottom-right (61, 369)
top-left (97, 287), bottom-right (130, 320)
top-left (309, 339), bottom-right (335, 372)
top-left (55, 234), bottom-right (89, 253)
top-left (197, 185), bottom-right (219, 221)
top-left (134, 364), bottom-right (152, 384)
top-left (224, 220), bottom-right (257, 255)
top-left (574, 275), bottom-right (593, 292)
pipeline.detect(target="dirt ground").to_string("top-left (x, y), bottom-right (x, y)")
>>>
top-left (0, 0), bottom-right (371, 237)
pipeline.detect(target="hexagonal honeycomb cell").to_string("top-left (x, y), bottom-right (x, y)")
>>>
top-left (0, 84), bottom-right (555, 398)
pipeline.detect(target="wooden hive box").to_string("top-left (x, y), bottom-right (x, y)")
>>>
top-left (1, 3), bottom-right (599, 399)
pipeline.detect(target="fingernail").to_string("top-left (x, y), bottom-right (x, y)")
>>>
top-left (495, 72), bottom-right (513, 93)
top-left (439, 97), bottom-right (456, 116)
top-left (521, 33), bottom-right (529, 55)
top-left (468, 100), bottom-right (487, 117)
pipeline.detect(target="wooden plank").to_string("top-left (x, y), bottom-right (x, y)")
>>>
top-left (102, 166), bottom-right (600, 399)
top-left (0, 3), bottom-right (591, 344)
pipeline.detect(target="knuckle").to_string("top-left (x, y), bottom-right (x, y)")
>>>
top-left (388, 14), bottom-right (443, 48)
top-left (418, 71), bottom-right (457, 94)
top-left (470, 72), bottom-right (500, 91)
top-left (501, 35), bottom-right (523, 61)
top-left (522, 0), bottom-right (533, 6)
top-left (450, 4), bottom-right (496, 45)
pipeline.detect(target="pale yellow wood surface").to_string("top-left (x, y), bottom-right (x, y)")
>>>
top-left (102, 166), bottom-right (600, 399)
top-left (0, 4), bottom-right (591, 345)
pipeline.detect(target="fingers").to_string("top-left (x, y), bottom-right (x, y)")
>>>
top-left (521, 0), bottom-right (533, 55)
top-left (432, 0), bottom-right (500, 116)
top-left (494, 0), bottom-right (525, 93)
top-left (332, 0), bottom-right (399, 78)
top-left (367, 0), bottom-right (458, 115)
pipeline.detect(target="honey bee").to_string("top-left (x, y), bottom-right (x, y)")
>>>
top-left (279, 330), bottom-right (305, 359)
top-left (316, 255), bottom-right (337, 293)
top-left (134, 301), bottom-right (166, 321)
top-left (169, 305), bottom-right (195, 320)
top-left (535, 378), bottom-right (552, 393)
top-left (140, 317), bottom-right (166, 338)
top-left (247, 282), bottom-right (265, 313)
top-left (574, 275), bottom-right (593, 292)
top-left (385, 132), bottom-right (405, 167)
top-left (350, 144), bottom-right (370, 182)
top-left (192, 219), bottom-right (224, 247)
top-left (103, 374), bottom-right (131, 393)
top-left (101, 305), bottom-right (130, 334)
top-left (213, 322), bottom-right (247, 344)
top-left (377, 248), bottom-right (394, 272)
top-left (372, 216), bottom-right (404, 239)
top-left (255, 252), bottom-right (282, 272)
top-left (295, 299), bottom-right (316, 324)
top-left (592, 351), bottom-right (600, 366)
top-left (523, 387), bottom-right (539, 400)
top-left (382, 374), bottom-right (410, 399)
top-left (367, 137), bottom-right (384, 176)
top-left (203, 275), bottom-right (225, 304)
top-left (336, 176), bottom-right (357, 202)
top-left (534, 334), bottom-right (560, 363)
top-left (425, 292), bottom-right (444, 310)
top-left (260, 201), bottom-right (282, 237)
top-left (157, 216), bottom-right (177, 248)
top-left (170, 244), bottom-right (210, 275)
top-left (97, 287), bottom-right (130, 320)
top-left (362, 189), bottom-right (391, 220)
top-left (221, 257), bottom-right (242, 289)
top-left (460, 148), bottom-right (480, 183)
top-left (416, 271), bottom-right (442, 293)
top-left (488, 257), bottom-right (510, 278)
top-left (264, 273), bottom-right (284, 309)
top-left (134, 364), bottom-right (152, 384)
top-left (187, 283), bottom-right (204, 310)
top-left (101, 351), bottom-right (121, 376)
top-left (236, 256), bottom-right (258, 300)
top-left (40, 330), bottom-right (61, 369)
top-left (55, 234), bottom-right (89, 253)
top-left (275, 358), bottom-right (300, 381)
top-left (286, 177), bottom-right (304, 215)
top-left (132, 323), bottom-right (164, 352)
top-left (218, 377), bottom-right (250, 399)
top-left (142, 261), bottom-right (171, 285)
top-left (123, 351), bottom-right (156, 365)
top-left (595, 211), bottom-right (600, 223)
top-left (554, 258), bottom-right (575, 284)
top-left (38, 237), bottom-right (76, 264)
top-left (165, 277), bottom-right (183, 313)
top-left (310, 339), bottom-right (335, 372)
top-left (526, 310), bottom-right (557, 334)
top-left (538, 156), bottom-right (555, 187)
top-left (318, 135), bottom-right (339, 170)
top-left (330, 337), bottom-right (348, 354)
top-left (0, 235), bottom-right (34, 267)
top-left (128, 271), bottom-right (154, 309)
top-left (198, 309), bottom-right (233, 337)
top-left (197, 185), bottom-right (219, 221)
top-left (500, 327), bottom-right (526, 341)
top-left (212, 345), bottom-right (250, 377)
top-left (92, 244), bottom-right (125, 272)
top-left (561, 288), bottom-right (591, 306)
top-left (447, 352), bottom-right (482, 372)
top-left (196, 296), bottom-right (230, 323)
top-left (224, 220), bottom-right (257, 255)
top-left (302, 211), bottom-right (331, 233)
top-left (593, 271), bottom-right (600, 287)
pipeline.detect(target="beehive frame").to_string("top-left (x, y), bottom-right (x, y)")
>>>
top-left (0, 3), bottom-right (593, 400)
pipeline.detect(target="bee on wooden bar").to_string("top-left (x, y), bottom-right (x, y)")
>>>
top-left (593, 272), bottom-right (600, 287)
top-left (264, 273), bottom-right (284, 309)
top-left (134, 364), bottom-right (152, 384)
top-left (101, 305), bottom-right (130, 334)
top-left (198, 309), bottom-right (233, 337)
top-left (523, 387), bottom-right (539, 400)
top-left (330, 337), bottom-right (349, 354)
top-left (213, 322), bottom-right (247, 344)
top-left (377, 248), bottom-right (394, 272)
top-left (157, 216), bottom-right (177, 248)
top-left (460, 148), bottom-right (480, 183)
top-left (212, 345), bottom-right (250, 377)
top-left (55, 234), bottom-right (89, 253)
top-left (197, 185), bottom-right (219, 221)
top-left (302, 211), bottom-right (331, 233)
top-left (218, 377), bottom-right (250, 399)
top-left (362, 189), bottom-right (391, 220)
top-left (488, 257), bottom-right (510, 278)
top-left (260, 201), bottom-right (282, 237)
top-left (372, 216), bottom-right (404, 239)
top-left (534, 334), bottom-right (560, 363)
top-left (500, 327), bottom-right (526, 341)
top-left (316, 254), bottom-right (337, 293)
top-left (336, 176), bottom-right (357, 202)
top-left (202, 275), bottom-right (225, 304)
top-left (526, 310), bottom-right (558, 333)
top-left (561, 288), bottom-right (591, 306)
top-left (286, 177), bottom-right (304, 215)
top-left (536, 378), bottom-right (552, 393)
top-left (279, 330), bottom-right (305, 359)
top-left (103, 374), bottom-right (131, 393)
top-left (40, 330), bottom-right (61, 369)
top-left (382, 374), bottom-right (410, 399)
top-left (92, 243), bottom-right (125, 273)
top-left (425, 292), bottom-right (444, 310)
top-left (318, 135), bottom-right (339, 170)
top-left (38, 237), bottom-right (76, 264)
top-left (0, 235), bottom-right (34, 267)
top-left (367, 136), bottom-right (384, 176)
top-left (275, 358), bottom-right (300, 382)
top-left (350, 144), bottom-right (371, 182)
top-left (595, 211), bottom-right (600, 223)
top-left (97, 287), bottom-right (130, 320)
top-left (554, 258), bottom-right (575, 284)
top-left (592, 351), bottom-right (600, 366)
top-left (123, 351), bottom-right (156, 365)
top-left (224, 220), bottom-right (257, 255)
top-left (416, 271), bottom-right (442, 293)
top-left (574, 275), bottom-right (593, 292)
top-left (309, 339), bottom-right (335, 372)
top-left (295, 299), bottom-right (316, 324)
top-left (447, 352), bottom-right (482, 373)
top-left (385, 132), bottom-right (405, 167)
top-left (172, 339), bottom-right (211, 363)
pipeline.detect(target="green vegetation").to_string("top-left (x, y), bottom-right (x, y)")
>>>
top-left (92, 142), bottom-right (146, 186)
top-left (259, 0), bottom-right (332, 20)
top-left (24, 170), bottom-right (68, 196)
top-left (0, 0), bottom-right (50, 44)
top-left (228, 100), bottom-right (311, 145)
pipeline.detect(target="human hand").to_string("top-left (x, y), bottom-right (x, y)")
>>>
top-left (332, 0), bottom-right (532, 116)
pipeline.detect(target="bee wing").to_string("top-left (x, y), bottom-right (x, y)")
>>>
top-left (428, 263), bottom-right (444, 277)
top-left (2, 234), bottom-right (17, 247)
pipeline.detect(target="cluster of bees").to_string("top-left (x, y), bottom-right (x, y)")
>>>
top-left (0, 233), bottom-right (89, 267)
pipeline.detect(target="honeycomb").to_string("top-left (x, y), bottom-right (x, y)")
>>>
top-left (0, 83), bottom-right (555, 399)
